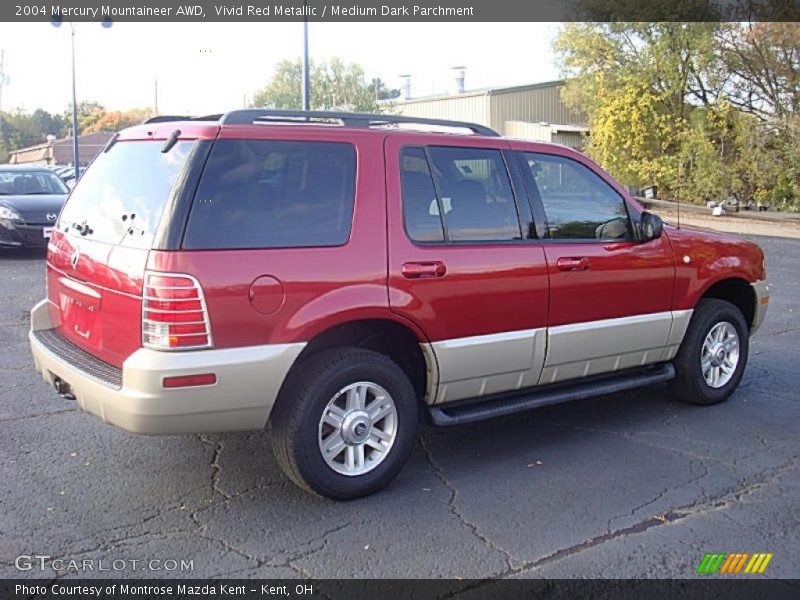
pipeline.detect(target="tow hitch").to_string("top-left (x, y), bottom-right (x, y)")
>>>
top-left (53, 377), bottom-right (76, 400)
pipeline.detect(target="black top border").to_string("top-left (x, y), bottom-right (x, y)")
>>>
top-left (6, 0), bottom-right (800, 23)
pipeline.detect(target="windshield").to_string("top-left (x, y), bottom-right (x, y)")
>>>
top-left (0, 170), bottom-right (69, 195)
top-left (58, 140), bottom-right (196, 249)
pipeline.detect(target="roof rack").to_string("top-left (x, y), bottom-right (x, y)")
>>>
top-left (219, 109), bottom-right (500, 137)
top-left (143, 114), bottom-right (222, 124)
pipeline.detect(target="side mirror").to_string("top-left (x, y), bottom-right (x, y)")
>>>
top-left (640, 211), bottom-right (663, 241)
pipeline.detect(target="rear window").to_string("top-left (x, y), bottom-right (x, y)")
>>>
top-left (58, 140), bottom-right (196, 248)
top-left (183, 140), bottom-right (356, 250)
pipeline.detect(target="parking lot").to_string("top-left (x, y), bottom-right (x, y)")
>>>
top-left (1, 233), bottom-right (798, 580)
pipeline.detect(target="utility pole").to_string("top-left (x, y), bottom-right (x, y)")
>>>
top-left (0, 49), bottom-right (6, 114)
top-left (0, 49), bottom-right (6, 156)
top-left (301, 0), bottom-right (310, 111)
top-left (69, 24), bottom-right (79, 169)
top-left (52, 17), bottom-right (112, 173)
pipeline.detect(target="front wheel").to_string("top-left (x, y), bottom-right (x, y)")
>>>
top-left (271, 348), bottom-right (419, 499)
top-left (672, 298), bottom-right (749, 405)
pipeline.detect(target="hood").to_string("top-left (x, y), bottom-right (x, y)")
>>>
top-left (0, 194), bottom-right (68, 224)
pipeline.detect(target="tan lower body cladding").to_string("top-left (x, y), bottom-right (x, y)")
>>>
top-left (427, 310), bottom-right (693, 405)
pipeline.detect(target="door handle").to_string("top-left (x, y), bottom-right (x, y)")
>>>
top-left (556, 257), bottom-right (591, 271)
top-left (402, 261), bottom-right (447, 279)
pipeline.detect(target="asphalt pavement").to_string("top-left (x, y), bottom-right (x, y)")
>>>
top-left (1, 234), bottom-right (798, 580)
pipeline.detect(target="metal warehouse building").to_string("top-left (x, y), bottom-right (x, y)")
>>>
top-left (392, 77), bottom-right (588, 148)
top-left (8, 132), bottom-right (114, 167)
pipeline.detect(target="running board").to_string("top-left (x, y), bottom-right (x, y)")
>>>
top-left (427, 363), bottom-right (675, 426)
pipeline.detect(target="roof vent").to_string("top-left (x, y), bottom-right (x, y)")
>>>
top-left (399, 75), bottom-right (411, 100)
top-left (452, 66), bottom-right (466, 94)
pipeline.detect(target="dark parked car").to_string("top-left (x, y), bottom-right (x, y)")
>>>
top-left (50, 166), bottom-right (87, 189)
top-left (0, 165), bottom-right (69, 248)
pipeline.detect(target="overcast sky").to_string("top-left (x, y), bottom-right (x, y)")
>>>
top-left (0, 22), bottom-right (561, 116)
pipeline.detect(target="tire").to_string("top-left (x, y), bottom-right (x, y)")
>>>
top-left (271, 347), bottom-right (419, 500)
top-left (672, 298), bottom-right (749, 406)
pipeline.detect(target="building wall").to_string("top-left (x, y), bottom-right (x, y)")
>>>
top-left (52, 132), bottom-right (113, 166)
top-left (503, 120), bottom-right (586, 149)
top-left (9, 132), bottom-right (114, 166)
top-left (551, 131), bottom-right (585, 148)
top-left (504, 121), bottom-right (553, 141)
top-left (392, 81), bottom-right (587, 142)
top-left (391, 93), bottom-right (490, 128)
top-left (489, 84), bottom-right (586, 133)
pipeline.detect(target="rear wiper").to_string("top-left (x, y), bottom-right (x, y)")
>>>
top-left (161, 129), bottom-right (181, 153)
top-left (71, 220), bottom-right (93, 237)
top-left (117, 212), bottom-right (145, 245)
top-left (103, 132), bottom-right (119, 153)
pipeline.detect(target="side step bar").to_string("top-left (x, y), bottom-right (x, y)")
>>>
top-left (427, 363), bottom-right (675, 426)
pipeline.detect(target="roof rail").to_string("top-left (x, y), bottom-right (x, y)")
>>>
top-left (219, 109), bottom-right (500, 137)
top-left (143, 114), bottom-right (222, 124)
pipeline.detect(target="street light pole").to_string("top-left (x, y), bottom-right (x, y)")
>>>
top-left (301, 0), bottom-right (310, 111)
top-left (69, 23), bottom-right (80, 172)
top-left (52, 16), bottom-right (112, 180)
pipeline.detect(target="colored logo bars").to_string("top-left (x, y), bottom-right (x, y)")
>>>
top-left (697, 553), bottom-right (773, 574)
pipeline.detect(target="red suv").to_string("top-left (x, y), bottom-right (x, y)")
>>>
top-left (29, 110), bottom-right (769, 499)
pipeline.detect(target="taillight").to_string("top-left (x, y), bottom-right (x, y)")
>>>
top-left (142, 271), bottom-right (213, 350)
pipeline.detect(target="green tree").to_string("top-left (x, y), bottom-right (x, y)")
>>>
top-left (369, 78), bottom-right (401, 101)
top-left (716, 22), bottom-right (800, 120)
top-left (555, 23), bottom-right (720, 196)
top-left (0, 108), bottom-right (68, 155)
top-left (63, 100), bottom-right (105, 134)
top-left (555, 18), bottom-right (800, 209)
top-left (82, 107), bottom-right (154, 133)
top-left (252, 58), bottom-right (388, 112)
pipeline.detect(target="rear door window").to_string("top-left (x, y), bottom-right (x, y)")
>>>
top-left (400, 145), bottom-right (522, 243)
top-left (400, 147), bottom-right (444, 243)
top-left (183, 140), bottom-right (356, 250)
top-left (58, 140), bottom-right (196, 249)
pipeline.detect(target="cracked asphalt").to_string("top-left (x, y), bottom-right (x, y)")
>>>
top-left (1, 234), bottom-right (798, 580)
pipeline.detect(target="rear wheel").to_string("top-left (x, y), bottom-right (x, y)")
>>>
top-left (271, 348), bottom-right (418, 499)
top-left (672, 298), bottom-right (749, 405)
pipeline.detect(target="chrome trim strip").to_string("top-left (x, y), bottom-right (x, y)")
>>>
top-left (143, 307), bottom-right (207, 314)
top-left (58, 276), bottom-right (102, 299)
top-left (143, 296), bottom-right (201, 303)
top-left (146, 284), bottom-right (197, 290)
top-left (142, 318), bottom-right (207, 326)
top-left (49, 264), bottom-right (141, 300)
top-left (142, 271), bottom-right (214, 351)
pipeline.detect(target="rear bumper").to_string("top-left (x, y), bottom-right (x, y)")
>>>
top-left (29, 299), bottom-right (305, 434)
top-left (750, 280), bottom-right (769, 335)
